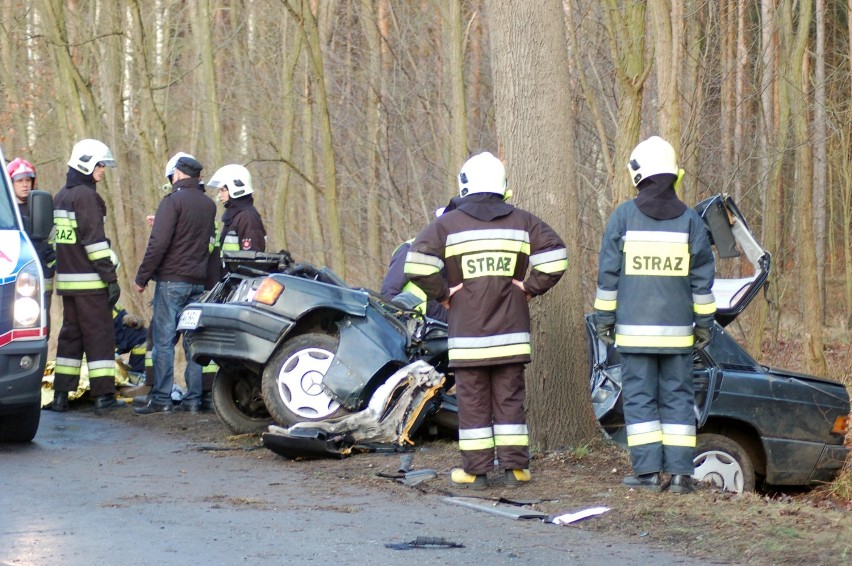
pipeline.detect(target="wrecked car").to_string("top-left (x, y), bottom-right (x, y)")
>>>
top-left (180, 251), bottom-right (454, 439)
top-left (589, 194), bottom-right (850, 493)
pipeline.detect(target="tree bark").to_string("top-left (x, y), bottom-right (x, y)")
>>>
top-left (487, 0), bottom-right (597, 450)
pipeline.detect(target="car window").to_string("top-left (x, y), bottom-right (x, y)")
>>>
top-left (706, 327), bottom-right (761, 370)
top-left (0, 174), bottom-right (17, 230)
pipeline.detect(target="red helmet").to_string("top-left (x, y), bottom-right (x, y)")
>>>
top-left (7, 158), bottom-right (35, 182)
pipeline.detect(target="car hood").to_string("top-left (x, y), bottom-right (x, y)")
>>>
top-left (695, 194), bottom-right (771, 326)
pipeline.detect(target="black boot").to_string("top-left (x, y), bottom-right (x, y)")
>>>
top-left (622, 472), bottom-right (663, 492)
top-left (94, 394), bottom-right (127, 412)
top-left (667, 475), bottom-right (695, 494)
top-left (51, 391), bottom-right (69, 412)
top-left (200, 390), bottom-right (214, 413)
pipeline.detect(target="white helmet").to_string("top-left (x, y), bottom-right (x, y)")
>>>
top-left (627, 136), bottom-right (678, 187)
top-left (207, 164), bottom-right (253, 198)
top-left (67, 139), bottom-right (115, 175)
top-left (164, 151), bottom-right (195, 180)
top-left (458, 152), bottom-right (507, 197)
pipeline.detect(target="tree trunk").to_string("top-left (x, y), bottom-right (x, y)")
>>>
top-left (813, 0), bottom-right (827, 321)
top-left (648, 0), bottom-right (680, 152)
top-left (602, 0), bottom-right (651, 208)
top-left (191, 0), bottom-right (223, 167)
top-left (781, 0), bottom-right (826, 375)
top-left (487, 0), bottom-right (597, 450)
top-left (361, 0), bottom-right (384, 276)
top-left (442, 0), bottom-right (468, 185)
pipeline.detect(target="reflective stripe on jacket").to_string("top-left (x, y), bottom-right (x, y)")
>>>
top-left (594, 200), bottom-right (716, 354)
top-left (405, 196), bottom-right (567, 367)
top-left (53, 183), bottom-right (116, 295)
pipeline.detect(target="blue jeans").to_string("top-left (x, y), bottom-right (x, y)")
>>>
top-left (151, 281), bottom-right (205, 406)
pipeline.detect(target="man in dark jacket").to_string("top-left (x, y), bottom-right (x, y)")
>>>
top-left (594, 136), bottom-right (716, 494)
top-left (51, 139), bottom-right (125, 413)
top-left (405, 151), bottom-right (568, 489)
top-left (134, 154), bottom-right (216, 414)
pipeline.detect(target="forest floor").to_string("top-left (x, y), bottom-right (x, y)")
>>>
top-left (91, 327), bottom-right (852, 566)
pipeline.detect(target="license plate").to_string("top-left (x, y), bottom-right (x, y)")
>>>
top-left (177, 309), bottom-right (202, 330)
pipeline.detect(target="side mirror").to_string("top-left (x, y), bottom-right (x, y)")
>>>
top-left (26, 190), bottom-right (54, 241)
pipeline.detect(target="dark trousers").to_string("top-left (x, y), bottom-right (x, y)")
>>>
top-left (455, 363), bottom-right (528, 475)
top-left (55, 294), bottom-right (116, 397)
top-left (621, 352), bottom-right (695, 475)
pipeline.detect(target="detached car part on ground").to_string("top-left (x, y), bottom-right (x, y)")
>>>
top-left (180, 251), bottom-right (455, 450)
top-left (589, 194), bottom-right (850, 493)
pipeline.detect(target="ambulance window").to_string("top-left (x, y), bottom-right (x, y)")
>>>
top-left (0, 176), bottom-right (17, 230)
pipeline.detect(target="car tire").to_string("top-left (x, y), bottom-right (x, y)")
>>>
top-left (212, 369), bottom-right (273, 434)
top-left (0, 401), bottom-right (41, 443)
top-left (261, 333), bottom-right (350, 427)
top-left (693, 433), bottom-right (756, 493)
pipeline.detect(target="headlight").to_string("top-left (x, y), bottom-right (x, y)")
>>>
top-left (14, 261), bottom-right (42, 328)
top-left (16, 270), bottom-right (38, 297)
top-left (14, 297), bottom-right (41, 327)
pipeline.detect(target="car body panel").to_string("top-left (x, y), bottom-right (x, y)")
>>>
top-left (184, 262), bottom-right (440, 411)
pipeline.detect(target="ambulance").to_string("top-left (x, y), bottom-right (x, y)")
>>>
top-left (0, 148), bottom-right (53, 442)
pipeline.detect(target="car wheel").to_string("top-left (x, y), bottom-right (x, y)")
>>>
top-left (261, 333), bottom-right (349, 427)
top-left (0, 401), bottom-right (41, 443)
top-left (212, 369), bottom-right (273, 434)
top-left (693, 433), bottom-right (756, 493)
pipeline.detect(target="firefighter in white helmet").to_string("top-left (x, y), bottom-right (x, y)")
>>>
top-left (405, 151), bottom-right (568, 489)
top-left (52, 139), bottom-right (125, 412)
top-left (594, 135), bottom-right (716, 494)
top-left (207, 164), bottom-right (267, 257)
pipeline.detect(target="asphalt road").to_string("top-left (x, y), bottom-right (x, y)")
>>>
top-left (0, 411), bottom-right (705, 565)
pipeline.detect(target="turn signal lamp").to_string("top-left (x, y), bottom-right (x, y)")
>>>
top-left (831, 414), bottom-right (849, 436)
top-left (254, 277), bottom-right (284, 305)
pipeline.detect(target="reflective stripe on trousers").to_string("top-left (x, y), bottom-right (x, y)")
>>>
top-left (620, 352), bottom-right (695, 475)
top-left (455, 364), bottom-right (528, 475)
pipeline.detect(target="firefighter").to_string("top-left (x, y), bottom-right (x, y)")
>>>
top-left (594, 136), bottom-right (716, 494)
top-left (381, 200), bottom-right (456, 323)
top-left (51, 139), bottom-right (125, 412)
top-left (207, 164), bottom-right (266, 255)
top-left (113, 305), bottom-right (147, 374)
top-left (405, 151), bottom-right (568, 489)
top-left (7, 157), bottom-right (55, 329)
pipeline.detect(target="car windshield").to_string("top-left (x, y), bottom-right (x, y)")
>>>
top-left (0, 169), bottom-right (18, 230)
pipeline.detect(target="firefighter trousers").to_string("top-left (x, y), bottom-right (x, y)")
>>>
top-left (621, 352), bottom-right (696, 475)
top-left (55, 294), bottom-right (117, 397)
top-left (455, 363), bottom-right (529, 475)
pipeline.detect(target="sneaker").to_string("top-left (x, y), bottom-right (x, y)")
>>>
top-left (450, 468), bottom-right (488, 490)
top-left (504, 468), bottom-right (531, 487)
top-left (134, 401), bottom-right (173, 415)
top-left (94, 395), bottom-right (127, 412)
top-left (173, 401), bottom-right (201, 414)
top-left (622, 472), bottom-right (663, 492)
top-left (667, 475), bottom-right (695, 494)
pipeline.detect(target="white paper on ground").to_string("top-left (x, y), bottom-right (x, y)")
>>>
top-left (552, 506), bottom-right (610, 525)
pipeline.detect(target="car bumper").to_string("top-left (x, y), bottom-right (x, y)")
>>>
top-left (808, 443), bottom-right (851, 484)
top-left (0, 339), bottom-right (48, 412)
top-left (183, 303), bottom-right (292, 366)
top-left (763, 437), bottom-right (850, 485)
